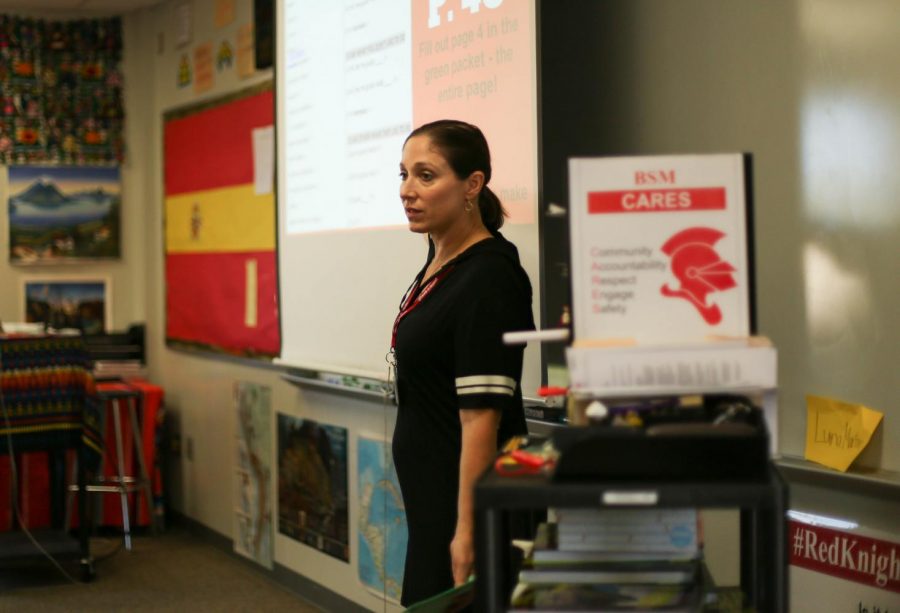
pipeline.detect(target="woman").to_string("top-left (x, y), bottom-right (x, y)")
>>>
top-left (391, 119), bottom-right (533, 606)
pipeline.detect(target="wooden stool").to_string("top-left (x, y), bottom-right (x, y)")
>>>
top-left (66, 382), bottom-right (156, 550)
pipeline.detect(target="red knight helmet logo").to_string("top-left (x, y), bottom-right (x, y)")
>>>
top-left (660, 227), bottom-right (737, 325)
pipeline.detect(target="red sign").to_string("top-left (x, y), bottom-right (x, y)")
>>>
top-left (789, 519), bottom-right (900, 594)
top-left (588, 187), bottom-right (726, 214)
top-left (659, 227), bottom-right (737, 325)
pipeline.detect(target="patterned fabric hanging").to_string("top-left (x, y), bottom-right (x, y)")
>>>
top-left (0, 14), bottom-right (124, 165)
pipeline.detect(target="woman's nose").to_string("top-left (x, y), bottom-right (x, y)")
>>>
top-left (399, 180), bottom-right (413, 202)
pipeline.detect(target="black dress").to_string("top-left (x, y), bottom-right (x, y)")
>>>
top-left (392, 233), bottom-right (533, 606)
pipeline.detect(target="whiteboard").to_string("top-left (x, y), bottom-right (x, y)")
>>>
top-left (275, 0), bottom-right (543, 396)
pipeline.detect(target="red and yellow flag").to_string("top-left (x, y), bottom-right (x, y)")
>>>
top-left (163, 87), bottom-right (278, 355)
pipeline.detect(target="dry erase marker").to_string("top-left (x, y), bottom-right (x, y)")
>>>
top-left (503, 328), bottom-right (570, 345)
top-left (537, 386), bottom-right (568, 408)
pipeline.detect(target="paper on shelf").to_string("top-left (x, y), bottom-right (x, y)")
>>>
top-left (566, 341), bottom-right (777, 395)
top-left (804, 395), bottom-right (884, 472)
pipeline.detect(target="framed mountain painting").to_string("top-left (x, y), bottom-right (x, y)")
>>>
top-left (7, 165), bottom-right (121, 264)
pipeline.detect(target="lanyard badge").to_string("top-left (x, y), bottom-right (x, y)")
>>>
top-left (386, 349), bottom-right (399, 406)
top-left (388, 266), bottom-right (454, 405)
top-left (390, 266), bottom-right (454, 350)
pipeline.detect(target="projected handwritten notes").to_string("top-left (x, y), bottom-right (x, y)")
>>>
top-left (413, 0), bottom-right (536, 223)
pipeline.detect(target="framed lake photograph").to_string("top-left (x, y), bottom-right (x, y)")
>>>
top-left (7, 166), bottom-right (121, 264)
top-left (21, 276), bottom-right (111, 334)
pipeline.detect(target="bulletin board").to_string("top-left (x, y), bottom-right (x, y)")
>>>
top-left (162, 82), bottom-right (278, 356)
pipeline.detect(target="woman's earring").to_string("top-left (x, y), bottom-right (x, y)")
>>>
top-left (464, 199), bottom-right (474, 212)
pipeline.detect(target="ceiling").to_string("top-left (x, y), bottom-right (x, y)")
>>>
top-left (0, 0), bottom-right (164, 13)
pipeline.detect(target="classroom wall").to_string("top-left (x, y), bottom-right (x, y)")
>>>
top-left (541, 1), bottom-right (899, 466)
top-left (570, 1), bottom-right (898, 469)
top-left (539, 0), bottom-right (900, 596)
top-left (0, 10), bottom-right (148, 335)
top-left (129, 1), bottom-right (399, 610)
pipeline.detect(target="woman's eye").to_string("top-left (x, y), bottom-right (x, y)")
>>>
top-left (420, 171), bottom-right (433, 181)
top-left (398, 171), bottom-right (407, 180)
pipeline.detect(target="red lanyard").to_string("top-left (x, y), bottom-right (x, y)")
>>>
top-left (391, 266), bottom-right (454, 350)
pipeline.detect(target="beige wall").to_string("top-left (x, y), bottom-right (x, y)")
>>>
top-left (540, 0), bottom-right (900, 602)
top-left (585, 1), bottom-right (900, 470)
top-left (130, 1), bottom-right (399, 610)
top-left (0, 13), bottom-right (149, 333)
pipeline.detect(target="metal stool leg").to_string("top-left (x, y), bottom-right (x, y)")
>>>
top-left (126, 395), bottom-right (157, 535)
top-left (67, 386), bottom-right (157, 550)
top-left (111, 398), bottom-right (132, 551)
top-left (64, 454), bottom-right (78, 532)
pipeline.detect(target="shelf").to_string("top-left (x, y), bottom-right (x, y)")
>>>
top-left (476, 464), bottom-right (785, 511)
top-left (474, 461), bottom-right (787, 612)
top-left (525, 418), bottom-right (567, 438)
top-left (776, 455), bottom-right (900, 500)
top-left (280, 372), bottom-right (390, 401)
top-left (0, 529), bottom-right (83, 562)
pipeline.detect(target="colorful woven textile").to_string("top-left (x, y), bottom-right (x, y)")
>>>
top-left (0, 15), bottom-right (124, 165)
top-left (0, 335), bottom-right (102, 463)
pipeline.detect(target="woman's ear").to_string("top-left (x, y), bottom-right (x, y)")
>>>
top-left (465, 170), bottom-right (485, 201)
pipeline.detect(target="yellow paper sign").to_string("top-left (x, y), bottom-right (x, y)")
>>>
top-left (215, 0), bottom-right (235, 28)
top-left (237, 23), bottom-right (255, 79)
top-left (804, 395), bottom-right (883, 472)
top-left (193, 42), bottom-right (215, 94)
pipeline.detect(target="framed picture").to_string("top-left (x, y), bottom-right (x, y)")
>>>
top-left (7, 166), bottom-right (121, 264)
top-left (20, 276), bottom-right (112, 335)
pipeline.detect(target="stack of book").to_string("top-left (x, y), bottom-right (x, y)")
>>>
top-left (510, 509), bottom-right (703, 611)
top-left (523, 403), bottom-right (568, 424)
top-left (92, 358), bottom-right (147, 380)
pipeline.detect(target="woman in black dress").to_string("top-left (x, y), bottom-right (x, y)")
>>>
top-left (391, 119), bottom-right (533, 606)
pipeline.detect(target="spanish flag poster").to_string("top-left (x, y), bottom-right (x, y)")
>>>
top-left (163, 83), bottom-right (279, 356)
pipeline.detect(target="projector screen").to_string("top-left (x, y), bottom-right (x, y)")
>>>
top-left (276, 0), bottom-right (541, 390)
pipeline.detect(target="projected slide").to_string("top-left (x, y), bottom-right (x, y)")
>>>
top-left (282, 0), bottom-right (412, 233)
top-left (411, 0), bottom-right (536, 224)
top-left (276, 0), bottom-right (538, 378)
top-left (281, 0), bottom-right (536, 234)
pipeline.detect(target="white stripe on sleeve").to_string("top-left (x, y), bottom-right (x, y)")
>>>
top-left (456, 375), bottom-right (516, 396)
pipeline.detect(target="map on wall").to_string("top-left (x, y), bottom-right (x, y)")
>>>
top-left (277, 414), bottom-right (349, 562)
top-left (357, 435), bottom-right (407, 602)
top-left (233, 382), bottom-right (273, 569)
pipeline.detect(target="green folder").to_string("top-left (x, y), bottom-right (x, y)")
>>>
top-left (405, 578), bottom-right (475, 613)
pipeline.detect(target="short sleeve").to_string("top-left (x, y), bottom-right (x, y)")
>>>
top-left (453, 259), bottom-right (531, 410)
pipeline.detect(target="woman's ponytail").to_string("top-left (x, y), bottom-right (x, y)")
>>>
top-left (477, 185), bottom-right (507, 232)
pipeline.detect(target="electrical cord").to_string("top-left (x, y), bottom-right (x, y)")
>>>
top-left (0, 341), bottom-right (83, 585)
top-left (383, 357), bottom-right (392, 613)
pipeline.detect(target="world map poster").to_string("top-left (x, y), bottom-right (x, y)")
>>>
top-left (233, 382), bottom-right (273, 569)
top-left (357, 435), bottom-right (407, 603)
top-left (277, 414), bottom-right (349, 562)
